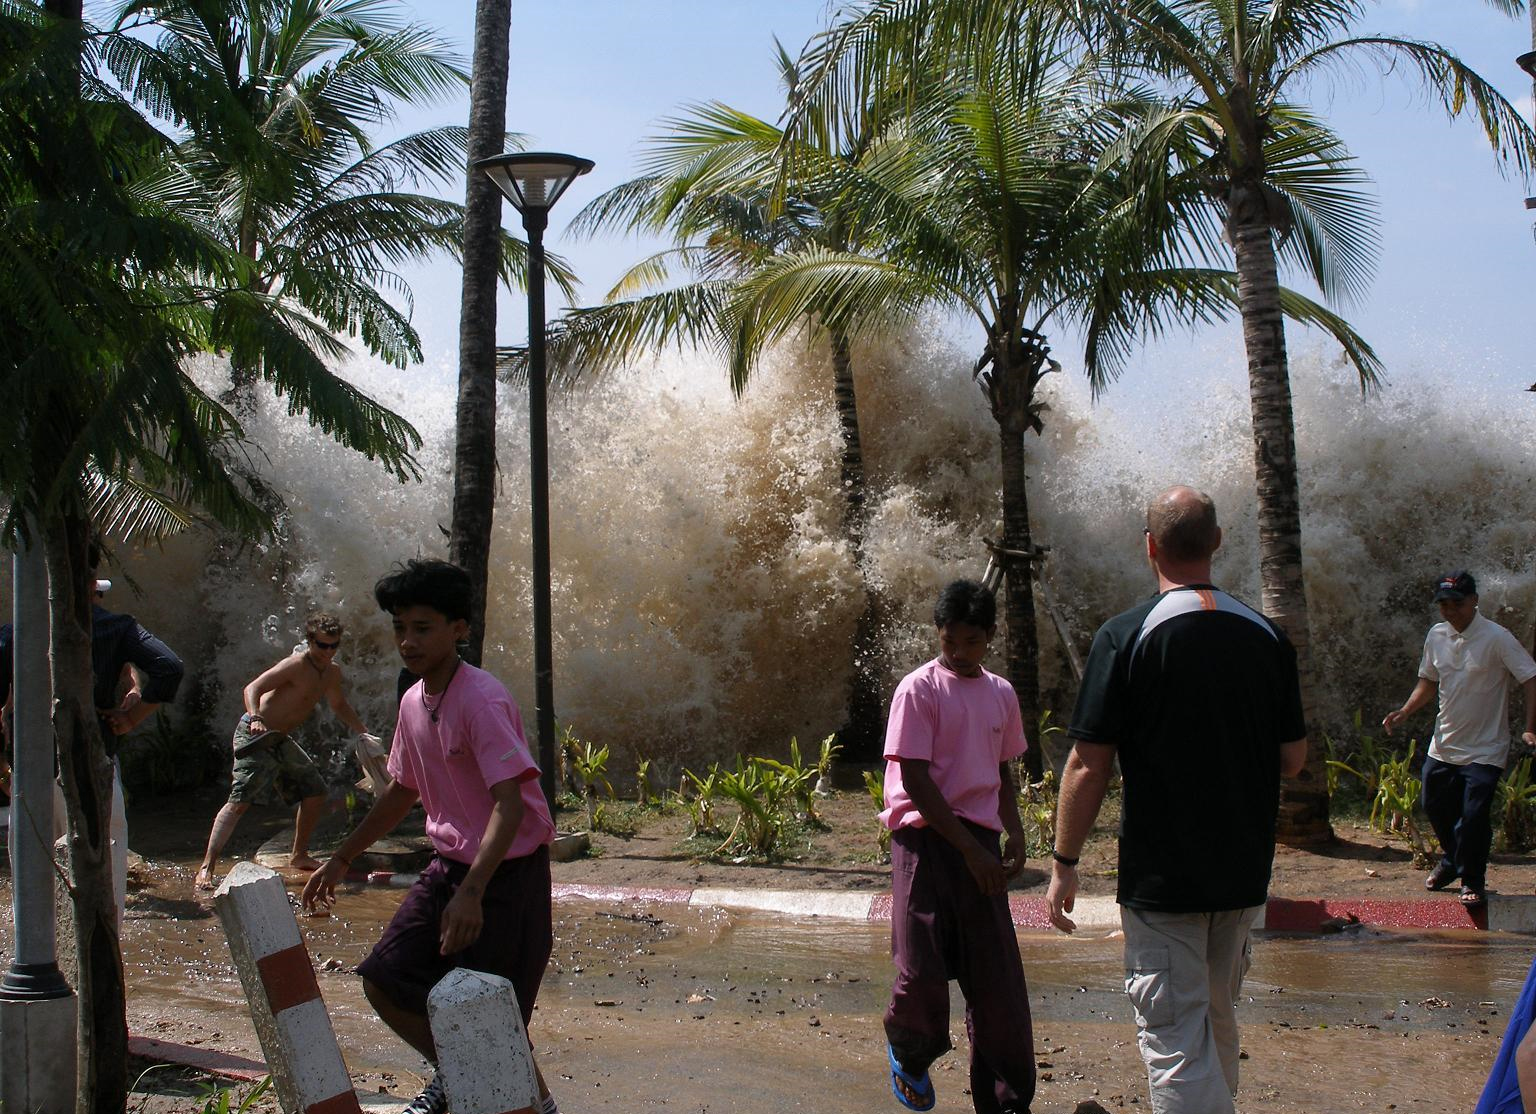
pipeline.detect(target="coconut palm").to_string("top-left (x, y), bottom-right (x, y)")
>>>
top-left (1, 5), bottom-right (425, 1107)
top-left (105, 0), bottom-right (560, 400)
top-left (451, 0), bottom-right (513, 665)
top-left (515, 49), bottom-right (899, 757)
top-left (1060, 0), bottom-right (1536, 841)
top-left (786, 0), bottom-right (1535, 837)
top-left (774, 2), bottom-right (1385, 781)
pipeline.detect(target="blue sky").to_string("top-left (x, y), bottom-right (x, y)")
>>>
top-left (387, 2), bottom-right (1536, 396)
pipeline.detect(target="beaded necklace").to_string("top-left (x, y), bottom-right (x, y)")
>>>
top-left (421, 657), bottom-right (462, 724)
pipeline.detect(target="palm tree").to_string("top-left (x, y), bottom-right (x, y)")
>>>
top-left (774, 1), bottom-right (1384, 781)
top-left (451, 0), bottom-right (512, 665)
top-left (1, 5), bottom-right (423, 1107)
top-left (1066, 0), bottom-right (1536, 842)
top-left (516, 50), bottom-right (899, 757)
top-left (105, 0), bottom-right (492, 401)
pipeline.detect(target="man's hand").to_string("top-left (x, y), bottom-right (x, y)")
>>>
top-left (1047, 863), bottom-right (1078, 933)
top-left (101, 690), bottom-right (146, 735)
top-left (301, 857), bottom-right (347, 914)
top-left (439, 884), bottom-right (485, 955)
top-left (1523, 730), bottom-right (1536, 751)
top-left (1000, 833), bottom-right (1027, 882)
top-left (1382, 708), bottom-right (1407, 736)
top-left (963, 842), bottom-right (1007, 896)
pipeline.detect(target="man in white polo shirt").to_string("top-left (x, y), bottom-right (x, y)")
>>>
top-left (1383, 570), bottom-right (1536, 908)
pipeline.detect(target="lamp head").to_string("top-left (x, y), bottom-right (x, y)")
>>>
top-left (474, 152), bottom-right (595, 217)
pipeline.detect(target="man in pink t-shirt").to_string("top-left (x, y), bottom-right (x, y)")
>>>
top-left (881, 579), bottom-right (1034, 1114)
top-left (303, 560), bottom-right (558, 1114)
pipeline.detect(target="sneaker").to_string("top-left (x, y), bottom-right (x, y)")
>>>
top-left (403, 1072), bottom-right (447, 1114)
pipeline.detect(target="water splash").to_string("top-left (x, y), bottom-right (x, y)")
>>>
top-left (17, 328), bottom-right (1535, 777)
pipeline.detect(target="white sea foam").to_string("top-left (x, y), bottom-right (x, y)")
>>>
top-left (24, 326), bottom-right (1536, 775)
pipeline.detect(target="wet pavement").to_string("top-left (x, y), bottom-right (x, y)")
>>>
top-left (98, 862), bottom-right (1532, 1112)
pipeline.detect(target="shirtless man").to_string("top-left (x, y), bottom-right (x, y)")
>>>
top-left (196, 613), bottom-right (375, 890)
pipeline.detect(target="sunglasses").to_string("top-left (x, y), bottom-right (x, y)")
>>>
top-left (312, 639), bottom-right (341, 651)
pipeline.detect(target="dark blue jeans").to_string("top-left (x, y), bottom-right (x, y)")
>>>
top-left (1421, 754), bottom-right (1502, 892)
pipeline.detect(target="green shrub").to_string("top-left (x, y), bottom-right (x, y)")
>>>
top-left (864, 768), bottom-right (891, 855)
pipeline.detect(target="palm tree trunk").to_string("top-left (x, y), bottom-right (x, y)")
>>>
top-left (44, 509), bottom-right (127, 1114)
top-left (41, 5), bottom-right (130, 1107)
top-left (448, 0), bottom-right (512, 666)
top-left (997, 417), bottom-right (1043, 782)
top-left (829, 329), bottom-right (885, 760)
top-left (1230, 196), bottom-right (1332, 846)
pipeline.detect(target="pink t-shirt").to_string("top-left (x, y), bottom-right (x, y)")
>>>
top-left (880, 658), bottom-right (1028, 832)
top-left (387, 662), bottom-right (555, 864)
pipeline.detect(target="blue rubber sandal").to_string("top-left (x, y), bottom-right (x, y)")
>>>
top-left (887, 1044), bottom-right (936, 1112)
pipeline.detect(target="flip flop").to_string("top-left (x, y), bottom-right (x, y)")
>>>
top-left (1460, 886), bottom-right (1486, 909)
top-left (1425, 864), bottom-right (1457, 892)
top-left (887, 1044), bottom-right (935, 1112)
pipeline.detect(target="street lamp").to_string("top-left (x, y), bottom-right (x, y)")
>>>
top-left (474, 152), bottom-right (594, 811)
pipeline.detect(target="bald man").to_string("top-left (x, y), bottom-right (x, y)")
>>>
top-left (1047, 486), bottom-right (1307, 1114)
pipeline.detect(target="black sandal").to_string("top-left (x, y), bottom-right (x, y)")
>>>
top-left (1425, 864), bottom-right (1457, 892)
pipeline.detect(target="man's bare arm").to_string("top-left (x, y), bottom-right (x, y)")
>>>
top-left (439, 778), bottom-right (527, 955)
top-left (242, 656), bottom-right (304, 732)
top-left (1279, 738), bottom-right (1308, 779)
top-left (301, 779), bottom-right (419, 912)
top-left (1383, 678), bottom-right (1436, 736)
top-left (1520, 676), bottom-right (1536, 748)
top-left (325, 668), bottom-right (368, 735)
top-left (900, 758), bottom-right (1007, 897)
top-left (1046, 741), bottom-right (1116, 933)
top-left (997, 762), bottom-right (1028, 880)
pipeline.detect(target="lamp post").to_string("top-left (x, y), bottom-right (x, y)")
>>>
top-left (473, 152), bottom-right (594, 811)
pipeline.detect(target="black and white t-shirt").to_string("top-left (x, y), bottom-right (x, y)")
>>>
top-left (1068, 585), bottom-right (1306, 913)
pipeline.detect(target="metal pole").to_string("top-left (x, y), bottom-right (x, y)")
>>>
top-left (0, 537), bottom-right (76, 1114)
top-left (2, 542), bottom-right (68, 998)
top-left (522, 210), bottom-right (558, 812)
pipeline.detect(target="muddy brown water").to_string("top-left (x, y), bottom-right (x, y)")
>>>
top-left (7, 856), bottom-right (1530, 1112)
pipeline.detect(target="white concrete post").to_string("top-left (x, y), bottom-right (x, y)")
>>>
top-left (428, 968), bottom-right (537, 1114)
top-left (213, 862), bottom-right (361, 1114)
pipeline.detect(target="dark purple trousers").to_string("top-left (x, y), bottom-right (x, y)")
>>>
top-left (885, 821), bottom-right (1036, 1114)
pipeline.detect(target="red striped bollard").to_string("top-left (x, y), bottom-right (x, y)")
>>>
top-left (213, 862), bottom-right (361, 1114)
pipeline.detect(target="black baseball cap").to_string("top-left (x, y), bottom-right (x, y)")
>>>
top-left (1433, 570), bottom-right (1477, 601)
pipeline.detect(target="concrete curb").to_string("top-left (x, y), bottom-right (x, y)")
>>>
top-left (539, 882), bottom-right (1504, 933)
top-left (318, 870), bottom-right (1523, 932)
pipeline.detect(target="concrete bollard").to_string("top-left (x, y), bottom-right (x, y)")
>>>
top-left (428, 968), bottom-right (537, 1114)
top-left (213, 862), bottom-right (361, 1114)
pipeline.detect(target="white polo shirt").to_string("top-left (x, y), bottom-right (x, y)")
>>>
top-left (1420, 612), bottom-right (1536, 767)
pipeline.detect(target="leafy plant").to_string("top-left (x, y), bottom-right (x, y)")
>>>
top-left (714, 757), bottom-right (789, 857)
top-left (1369, 740), bottom-right (1437, 868)
top-left (564, 728), bottom-right (614, 832)
top-left (815, 733), bottom-right (842, 786)
top-left (682, 765), bottom-right (723, 836)
top-left (1324, 710), bottom-right (1392, 804)
top-left (864, 768), bottom-right (891, 855)
top-left (766, 737), bottom-right (822, 824)
top-left (196, 1075), bottom-right (272, 1114)
top-left (635, 757), bottom-right (654, 807)
top-left (1018, 769), bottom-right (1058, 860)
top-left (1499, 757), bottom-right (1536, 853)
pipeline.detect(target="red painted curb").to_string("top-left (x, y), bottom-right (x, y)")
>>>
top-left (129, 1035), bottom-right (268, 1083)
top-left (1264, 896), bottom-right (1486, 932)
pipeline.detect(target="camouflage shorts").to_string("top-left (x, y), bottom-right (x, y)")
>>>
top-left (229, 715), bottom-right (326, 807)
